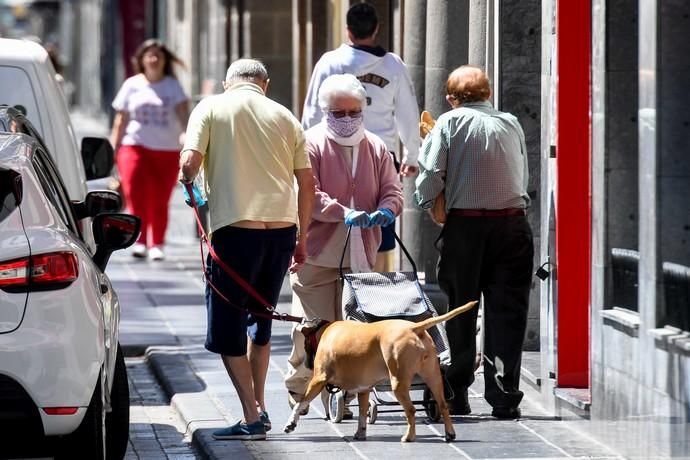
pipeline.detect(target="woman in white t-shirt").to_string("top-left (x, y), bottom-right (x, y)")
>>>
top-left (110, 39), bottom-right (189, 261)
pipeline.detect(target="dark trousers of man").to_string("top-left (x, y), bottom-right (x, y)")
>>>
top-left (436, 213), bottom-right (533, 410)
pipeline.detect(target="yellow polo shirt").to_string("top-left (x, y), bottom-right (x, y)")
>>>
top-left (183, 82), bottom-right (311, 233)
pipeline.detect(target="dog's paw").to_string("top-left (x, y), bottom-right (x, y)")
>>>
top-left (400, 434), bottom-right (415, 443)
top-left (283, 422), bottom-right (296, 433)
top-left (445, 431), bottom-right (456, 442)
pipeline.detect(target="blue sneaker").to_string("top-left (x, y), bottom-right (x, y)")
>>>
top-left (212, 420), bottom-right (266, 440)
top-left (258, 410), bottom-right (271, 432)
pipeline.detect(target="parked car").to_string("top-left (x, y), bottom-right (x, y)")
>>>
top-left (0, 105), bottom-right (112, 182)
top-left (0, 38), bottom-right (113, 203)
top-left (0, 132), bottom-right (138, 459)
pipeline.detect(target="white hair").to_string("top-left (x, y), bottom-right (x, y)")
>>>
top-left (317, 74), bottom-right (367, 111)
top-left (225, 59), bottom-right (268, 83)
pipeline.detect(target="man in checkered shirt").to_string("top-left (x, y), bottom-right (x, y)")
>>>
top-left (414, 65), bottom-right (534, 421)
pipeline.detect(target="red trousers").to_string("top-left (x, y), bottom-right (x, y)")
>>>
top-left (116, 145), bottom-right (180, 247)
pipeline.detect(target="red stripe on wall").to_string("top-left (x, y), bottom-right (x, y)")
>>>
top-left (555, 0), bottom-right (591, 388)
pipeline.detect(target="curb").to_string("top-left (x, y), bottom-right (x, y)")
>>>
top-left (121, 344), bottom-right (150, 358)
top-left (144, 346), bottom-right (254, 460)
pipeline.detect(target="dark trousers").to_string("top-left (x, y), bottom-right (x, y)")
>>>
top-left (436, 214), bottom-right (533, 409)
top-left (205, 225), bottom-right (296, 356)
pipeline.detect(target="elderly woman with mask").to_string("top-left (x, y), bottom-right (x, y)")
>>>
top-left (284, 73), bottom-right (403, 413)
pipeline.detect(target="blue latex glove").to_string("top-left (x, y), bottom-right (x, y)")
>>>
top-left (345, 210), bottom-right (371, 228)
top-left (368, 208), bottom-right (395, 226)
top-left (181, 182), bottom-right (207, 208)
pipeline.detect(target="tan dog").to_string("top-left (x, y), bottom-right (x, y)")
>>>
top-left (283, 301), bottom-right (477, 442)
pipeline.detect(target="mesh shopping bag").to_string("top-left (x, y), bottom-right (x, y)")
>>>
top-left (339, 227), bottom-right (450, 359)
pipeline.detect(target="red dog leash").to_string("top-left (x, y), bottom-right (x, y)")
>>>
top-left (183, 183), bottom-right (303, 323)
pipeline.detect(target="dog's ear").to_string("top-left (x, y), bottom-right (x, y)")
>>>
top-left (300, 319), bottom-right (329, 370)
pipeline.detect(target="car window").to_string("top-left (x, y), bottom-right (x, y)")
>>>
top-left (0, 66), bottom-right (42, 133)
top-left (0, 168), bottom-right (21, 224)
top-left (31, 148), bottom-right (81, 237)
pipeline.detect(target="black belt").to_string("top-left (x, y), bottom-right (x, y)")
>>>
top-left (448, 208), bottom-right (526, 217)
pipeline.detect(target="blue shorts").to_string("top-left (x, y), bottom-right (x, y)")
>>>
top-left (204, 225), bottom-right (296, 356)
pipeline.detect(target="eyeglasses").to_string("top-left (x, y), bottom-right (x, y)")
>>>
top-left (329, 109), bottom-right (363, 119)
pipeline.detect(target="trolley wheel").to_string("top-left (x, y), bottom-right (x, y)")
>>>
top-left (367, 399), bottom-right (378, 425)
top-left (423, 388), bottom-right (442, 422)
top-left (329, 391), bottom-right (345, 423)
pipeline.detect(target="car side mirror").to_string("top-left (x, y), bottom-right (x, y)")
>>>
top-left (82, 137), bottom-right (114, 180)
top-left (92, 213), bottom-right (140, 270)
top-left (73, 190), bottom-right (123, 219)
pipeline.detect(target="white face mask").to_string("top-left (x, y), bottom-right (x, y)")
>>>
top-left (326, 111), bottom-right (363, 138)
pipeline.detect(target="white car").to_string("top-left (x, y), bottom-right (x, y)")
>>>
top-left (0, 38), bottom-right (115, 251)
top-left (0, 132), bottom-right (138, 459)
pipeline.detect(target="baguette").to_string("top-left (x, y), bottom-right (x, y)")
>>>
top-left (419, 110), bottom-right (436, 138)
top-left (419, 111), bottom-right (446, 225)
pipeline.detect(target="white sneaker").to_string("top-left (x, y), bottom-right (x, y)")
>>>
top-left (131, 243), bottom-right (147, 258)
top-left (149, 246), bottom-right (165, 261)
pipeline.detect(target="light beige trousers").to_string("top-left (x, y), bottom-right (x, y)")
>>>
top-left (284, 263), bottom-right (344, 397)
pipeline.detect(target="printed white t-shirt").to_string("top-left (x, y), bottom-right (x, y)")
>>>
top-left (112, 74), bottom-right (188, 151)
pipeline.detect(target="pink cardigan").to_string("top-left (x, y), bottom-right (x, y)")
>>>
top-left (305, 123), bottom-right (403, 267)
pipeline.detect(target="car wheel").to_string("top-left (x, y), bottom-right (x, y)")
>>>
top-left (106, 343), bottom-right (129, 460)
top-left (56, 372), bottom-right (105, 460)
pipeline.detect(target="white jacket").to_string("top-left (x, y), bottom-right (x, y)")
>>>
top-left (301, 44), bottom-right (421, 166)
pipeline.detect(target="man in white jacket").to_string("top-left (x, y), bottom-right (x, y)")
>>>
top-left (302, 3), bottom-right (420, 176)
top-left (301, 2), bottom-right (420, 272)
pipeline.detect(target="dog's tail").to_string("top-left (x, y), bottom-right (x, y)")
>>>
top-left (410, 301), bottom-right (478, 334)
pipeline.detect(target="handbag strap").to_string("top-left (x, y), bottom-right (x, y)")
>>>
top-left (339, 225), bottom-right (419, 279)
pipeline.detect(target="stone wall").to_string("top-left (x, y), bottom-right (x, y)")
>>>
top-left (245, 0), bottom-right (293, 110)
top-left (500, 0), bottom-right (542, 350)
top-left (593, 314), bottom-right (690, 458)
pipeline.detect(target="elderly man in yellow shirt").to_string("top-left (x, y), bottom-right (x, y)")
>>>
top-left (179, 58), bottom-right (315, 441)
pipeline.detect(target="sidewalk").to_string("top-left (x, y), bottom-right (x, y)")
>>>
top-left (105, 188), bottom-right (628, 460)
